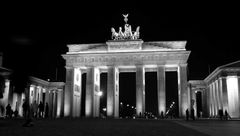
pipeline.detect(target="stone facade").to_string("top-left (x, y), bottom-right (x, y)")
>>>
top-left (189, 60), bottom-right (240, 118)
top-left (62, 39), bottom-right (191, 118)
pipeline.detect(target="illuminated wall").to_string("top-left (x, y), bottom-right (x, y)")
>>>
top-left (29, 85), bottom-right (35, 104)
top-left (57, 90), bottom-right (63, 117)
top-left (0, 80), bottom-right (10, 114)
top-left (64, 68), bottom-right (74, 116)
top-left (226, 76), bottom-right (239, 118)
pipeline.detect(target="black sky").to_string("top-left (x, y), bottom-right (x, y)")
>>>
top-left (1, 2), bottom-right (239, 82)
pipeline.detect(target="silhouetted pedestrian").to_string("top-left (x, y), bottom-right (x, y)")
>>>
top-left (22, 100), bottom-right (29, 119)
top-left (186, 109), bottom-right (189, 121)
top-left (219, 109), bottom-right (223, 120)
top-left (0, 105), bottom-right (4, 117)
top-left (191, 108), bottom-right (195, 120)
top-left (160, 111), bottom-right (164, 119)
top-left (224, 110), bottom-right (231, 120)
top-left (38, 101), bottom-right (44, 118)
top-left (14, 109), bottom-right (18, 118)
top-left (32, 100), bottom-right (38, 118)
top-left (6, 104), bottom-right (12, 118)
top-left (45, 103), bottom-right (49, 118)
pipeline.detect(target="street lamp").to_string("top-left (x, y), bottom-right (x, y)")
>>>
top-left (96, 91), bottom-right (103, 96)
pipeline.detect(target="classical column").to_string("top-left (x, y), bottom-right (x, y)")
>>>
top-left (218, 78), bottom-right (223, 110)
top-left (49, 90), bottom-right (53, 117)
top-left (157, 65), bottom-right (166, 116)
top-left (64, 67), bottom-right (74, 117)
top-left (215, 80), bottom-right (221, 111)
top-left (136, 66), bottom-right (145, 116)
top-left (210, 83), bottom-right (215, 116)
top-left (33, 85), bottom-right (37, 102)
top-left (93, 68), bottom-right (100, 117)
top-left (45, 89), bottom-right (50, 117)
top-left (107, 66), bottom-right (119, 118)
top-left (190, 88), bottom-right (197, 117)
top-left (85, 67), bottom-right (94, 117)
top-left (201, 89), bottom-right (208, 117)
top-left (222, 77), bottom-right (228, 112)
top-left (212, 81), bottom-right (217, 116)
top-left (85, 67), bottom-right (100, 117)
top-left (238, 76), bottom-right (240, 118)
top-left (178, 64), bottom-right (189, 117)
top-left (57, 89), bottom-right (63, 117)
top-left (73, 68), bottom-right (82, 117)
top-left (206, 86), bottom-right (210, 117)
top-left (52, 90), bottom-right (58, 118)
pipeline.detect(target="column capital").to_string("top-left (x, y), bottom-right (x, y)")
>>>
top-left (157, 64), bottom-right (165, 67)
top-left (178, 63), bottom-right (188, 67)
top-left (65, 66), bottom-right (74, 69)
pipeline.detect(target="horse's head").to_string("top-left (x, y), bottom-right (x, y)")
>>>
top-left (111, 27), bottom-right (116, 33)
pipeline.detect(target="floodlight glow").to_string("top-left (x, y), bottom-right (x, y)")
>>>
top-left (120, 102), bottom-right (123, 105)
top-left (97, 91), bottom-right (103, 96)
top-left (103, 108), bottom-right (107, 111)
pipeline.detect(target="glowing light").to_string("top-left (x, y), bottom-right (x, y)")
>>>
top-left (85, 98), bottom-right (92, 117)
top-left (96, 91), bottom-right (103, 96)
top-left (120, 102), bottom-right (123, 105)
top-left (103, 108), bottom-right (107, 111)
top-left (127, 104), bottom-right (129, 107)
top-left (131, 106), bottom-right (134, 109)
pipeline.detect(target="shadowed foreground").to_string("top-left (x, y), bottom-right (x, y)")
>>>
top-left (0, 118), bottom-right (211, 136)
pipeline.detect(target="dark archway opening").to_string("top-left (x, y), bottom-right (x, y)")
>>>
top-left (166, 71), bottom-right (179, 118)
top-left (145, 72), bottom-right (158, 118)
top-left (119, 72), bottom-right (136, 118)
top-left (196, 91), bottom-right (202, 118)
top-left (81, 73), bottom-right (86, 117)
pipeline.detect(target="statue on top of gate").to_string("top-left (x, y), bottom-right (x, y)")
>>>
top-left (111, 14), bottom-right (140, 40)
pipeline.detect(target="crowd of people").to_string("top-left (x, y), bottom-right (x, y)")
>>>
top-left (185, 108), bottom-right (231, 121)
top-left (2, 100), bottom-right (49, 119)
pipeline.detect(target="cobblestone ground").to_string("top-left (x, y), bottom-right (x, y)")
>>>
top-left (174, 119), bottom-right (240, 136)
top-left (1, 118), bottom-right (239, 136)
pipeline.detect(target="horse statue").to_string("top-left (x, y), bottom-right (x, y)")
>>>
top-left (111, 27), bottom-right (119, 40)
top-left (132, 26), bottom-right (140, 39)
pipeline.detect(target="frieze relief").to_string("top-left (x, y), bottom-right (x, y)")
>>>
top-left (65, 53), bottom-right (187, 67)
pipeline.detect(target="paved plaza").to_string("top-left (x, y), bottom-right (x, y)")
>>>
top-left (1, 118), bottom-right (240, 136)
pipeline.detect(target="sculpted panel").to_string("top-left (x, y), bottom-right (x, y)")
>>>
top-left (65, 52), bottom-right (188, 67)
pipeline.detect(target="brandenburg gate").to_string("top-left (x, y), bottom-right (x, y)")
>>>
top-left (62, 14), bottom-right (191, 118)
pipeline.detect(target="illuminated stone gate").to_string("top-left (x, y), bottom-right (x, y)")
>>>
top-left (62, 15), bottom-right (191, 118)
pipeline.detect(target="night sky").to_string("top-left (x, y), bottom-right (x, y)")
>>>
top-left (1, 2), bottom-right (239, 115)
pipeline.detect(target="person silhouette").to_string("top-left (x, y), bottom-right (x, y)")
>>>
top-left (224, 110), bottom-right (231, 120)
top-left (45, 103), bottom-right (49, 118)
top-left (6, 104), bottom-right (12, 118)
top-left (191, 108), bottom-right (195, 120)
top-left (186, 109), bottom-right (189, 121)
top-left (160, 111), bottom-right (164, 119)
